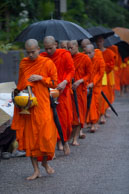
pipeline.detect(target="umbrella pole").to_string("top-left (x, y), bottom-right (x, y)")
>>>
top-left (50, 96), bottom-right (65, 145)
top-left (72, 79), bottom-right (80, 123)
top-left (101, 91), bottom-right (118, 117)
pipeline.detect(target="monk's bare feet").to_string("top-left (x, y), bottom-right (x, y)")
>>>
top-left (95, 124), bottom-right (99, 130)
top-left (99, 115), bottom-right (106, 124)
top-left (52, 153), bottom-right (56, 160)
top-left (57, 141), bottom-right (63, 151)
top-left (105, 108), bottom-right (111, 118)
top-left (72, 141), bottom-right (80, 146)
top-left (63, 142), bottom-right (70, 155)
top-left (79, 129), bottom-right (86, 139)
top-left (42, 162), bottom-right (55, 174)
top-left (86, 123), bottom-right (91, 128)
top-left (26, 171), bottom-right (41, 180)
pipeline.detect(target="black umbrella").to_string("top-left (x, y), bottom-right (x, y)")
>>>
top-left (85, 88), bottom-right (93, 120)
top-left (101, 91), bottom-right (118, 117)
top-left (116, 41), bottom-right (129, 60)
top-left (50, 96), bottom-right (65, 146)
top-left (87, 88), bottom-right (93, 110)
top-left (87, 26), bottom-right (114, 41)
top-left (104, 34), bottom-right (121, 47)
top-left (14, 19), bottom-right (92, 42)
top-left (72, 79), bottom-right (80, 123)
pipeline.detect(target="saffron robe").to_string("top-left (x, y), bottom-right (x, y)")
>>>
top-left (87, 49), bottom-right (105, 124)
top-left (120, 56), bottom-right (129, 86)
top-left (72, 53), bottom-right (92, 127)
top-left (108, 45), bottom-right (120, 91)
top-left (11, 56), bottom-right (58, 160)
top-left (100, 48), bottom-right (115, 114)
top-left (40, 49), bottom-right (75, 141)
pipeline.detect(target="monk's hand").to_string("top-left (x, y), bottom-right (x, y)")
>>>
top-left (72, 79), bottom-right (83, 90)
top-left (28, 74), bottom-right (43, 82)
top-left (57, 80), bottom-right (68, 91)
top-left (87, 82), bottom-right (93, 88)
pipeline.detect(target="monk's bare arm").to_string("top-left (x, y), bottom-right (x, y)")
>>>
top-left (40, 60), bottom-right (58, 88)
top-left (72, 79), bottom-right (84, 90)
top-left (28, 75), bottom-right (42, 82)
top-left (62, 52), bottom-right (75, 83)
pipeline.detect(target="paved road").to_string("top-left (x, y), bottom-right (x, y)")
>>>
top-left (0, 92), bottom-right (129, 194)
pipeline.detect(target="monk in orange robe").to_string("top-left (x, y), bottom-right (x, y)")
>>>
top-left (84, 44), bottom-right (105, 132)
top-left (120, 56), bottom-right (129, 95)
top-left (40, 36), bottom-right (75, 155)
top-left (67, 40), bottom-right (92, 145)
top-left (60, 40), bottom-right (68, 50)
top-left (81, 38), bottom-right (105, 130)
top-left (108, 45), bottom-right (120, 101)
top-left (11, 39), bottom-right (58, 180)
top-left (81, 39), bottom-right (91, 51)
top-left (95, 36), bottom-right (115, 123)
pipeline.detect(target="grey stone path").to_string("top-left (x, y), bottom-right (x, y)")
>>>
top-left (0, 92), bottom-right (129, 194)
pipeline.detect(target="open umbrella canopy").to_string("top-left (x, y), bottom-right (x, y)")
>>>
top-left (112, 27), bottom-right (129, 44)
top-left (104, 33), bottom-right (129, 60)
top-left (104, 34), bottom-right (121, 47)
top-left (116, 41), bottom-right (129, 60)
top-left (87, 26), bottom-right (114, 41)
top-left (14, 19), bottom-right (92, 42)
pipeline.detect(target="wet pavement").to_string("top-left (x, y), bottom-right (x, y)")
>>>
top-left (0, 92), bottom-right (129, 194)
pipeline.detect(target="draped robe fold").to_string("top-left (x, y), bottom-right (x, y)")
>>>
top-left (100, 48), bottom-right (115, 114)
top-left (120, 56), bottom-right (129, 86)
top-left (72, 53), bottom-right (92, 127)
top-left (40, 49), bottom-right (75, 142)
top-left (86, 49), bottom-right (105, 124)
top-left (108, 45), bottom-right (120, 92)
top-left (11, 55), bottom-right (58, 160)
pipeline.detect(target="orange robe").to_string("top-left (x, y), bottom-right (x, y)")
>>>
top-left (120, 56), bottom-right (129, 86)
top-left (100, 48), bottom-right (115, 114)
top-left (108, 45), bottom-right (120, 92)
top-left (11, 56), bottom-right (58, 160)
top-left (87, 49), bottom-right (105, 124)
top-left (72, 53), bottom-right (92, 127)
top-left (40, 49), bottom-right (75, 142)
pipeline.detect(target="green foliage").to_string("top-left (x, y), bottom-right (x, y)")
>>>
top-left (0, 0), bottom-right (129, 46)
top-left (85, 0), bottom-right (129, 28)
top-left (0, 43), bottom-right (12, 54)
top-left (63, 0), bottom-right (89, 27)
top-left (37, 1), bottom-right (54, 20)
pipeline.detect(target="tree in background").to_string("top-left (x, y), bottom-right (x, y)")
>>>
top-left (0, 0), bottom-right (129, 44)
top-left (85, 0), bottom-right (129, 28)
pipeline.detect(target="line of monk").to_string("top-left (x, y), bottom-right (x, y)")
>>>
top-left (11, 35), bottom-right (129, 180)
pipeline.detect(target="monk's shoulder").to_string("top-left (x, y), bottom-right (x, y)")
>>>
top-left (57, 49), bottom-right (71, 56)
top-left (19, 57), bottom-right (29, 68)
top-left (79, 52), bottom-right (88, 58)
top-left (95, 49), bottom-right (102, 55)
top-left (40, 52), bottom-right (48, 57)
top-left (105, 48), bottom-right (115, 55)
top-left (80, 52), bottom-right (91, 62)
top-left (39, 55), bottom-right (54, 66)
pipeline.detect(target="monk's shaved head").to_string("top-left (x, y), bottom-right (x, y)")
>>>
top-left (25, 39), bottom-right (39, 49)
top-left (81, 39), bottom-right (91, 47)
top-left (67, 40), bottom-right (79, 56)
top-left (85, 44), bottom-right (95, 59)
top-left (86, 44), bottom-right (94, 51)
top-left (43, 36), bottom-right (57, 56)
top-left (60, 40), bottom-right (68, 50)
top-left (68, 40), bottom-right (78, 46)
top-left (43, 36), bottom-right (56, 44)
top-left (25, 39), bottom-right (40, 60)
